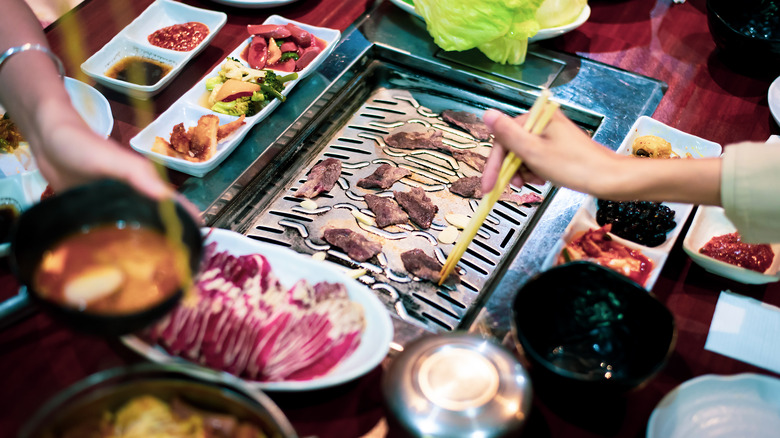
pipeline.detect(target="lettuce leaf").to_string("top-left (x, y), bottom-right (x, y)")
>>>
top-left (536, 0), bottom-right (588, 29)
top-left (414, 0), bottom-right (546, 65)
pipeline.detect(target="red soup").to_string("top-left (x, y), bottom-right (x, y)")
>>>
top-left (34, 225), bottom-right (188, 314)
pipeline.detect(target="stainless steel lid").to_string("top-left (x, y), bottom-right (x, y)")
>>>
top-left (382, 332), bottom-right (532, 437)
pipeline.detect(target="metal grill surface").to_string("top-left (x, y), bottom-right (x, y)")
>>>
top-left (243, 88), bottom-right (551, 334)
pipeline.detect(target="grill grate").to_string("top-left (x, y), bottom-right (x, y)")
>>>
top-left (243, 88), bottom-right (550, 333)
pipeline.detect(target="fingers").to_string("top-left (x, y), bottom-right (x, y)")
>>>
top-left (482, 141), bottom-right (506, 193)
top-left (483, 109), bottom-right (533, 155)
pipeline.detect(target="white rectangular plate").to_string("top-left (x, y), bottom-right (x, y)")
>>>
top-left (129, 15), bottom-right (341, 176)
top-left (80, 0), bottom-right (227, 97)
top-left (543, 116), bottom-right (722, 289)
top-left (122, 227), bottom-right (392, 391)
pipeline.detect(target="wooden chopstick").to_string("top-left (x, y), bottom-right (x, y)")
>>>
top-left (438, 91), bottom-right (559, 285)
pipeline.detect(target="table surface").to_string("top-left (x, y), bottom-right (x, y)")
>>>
top-left (2, 0), bottom-right (779, 437)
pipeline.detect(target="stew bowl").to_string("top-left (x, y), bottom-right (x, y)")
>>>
top-left (9, 179), bottom-right (202, 335)
top-left (18, 362), bottom-right (297, 438)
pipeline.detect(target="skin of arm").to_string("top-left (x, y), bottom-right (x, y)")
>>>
top-left (481, 109), bottom-right (723, 206)
top-left (0, 0), bottom-right (173, 201)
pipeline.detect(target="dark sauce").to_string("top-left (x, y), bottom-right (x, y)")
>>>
top-left (106, 56), bottom-right (172, 86)
top-left (0, 203), bottom-right (19, 243)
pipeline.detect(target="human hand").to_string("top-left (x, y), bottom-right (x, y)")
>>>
top-left (34, 119), bottom-right (172, 200)
top-left (481, 108), bottom-right (618, 195)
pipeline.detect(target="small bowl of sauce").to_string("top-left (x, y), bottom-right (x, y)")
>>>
top-left (105, 56), bottom-right (172, 86)
top-left (148, 21), bottom-right (209, 52)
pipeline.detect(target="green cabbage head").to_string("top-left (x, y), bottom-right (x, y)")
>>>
top-left (414, 0), bottom-right (546, 65)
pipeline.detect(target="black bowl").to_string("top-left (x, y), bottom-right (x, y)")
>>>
top-left (18, 363), bottom-right (298, 438)
top-left (511, 262), bottom-right (676, 398)
top-left (707, 0), bottom-right (780, 73)
top-left (9, 179), bottom-right (202, 335)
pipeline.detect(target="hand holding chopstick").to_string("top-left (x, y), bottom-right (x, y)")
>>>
top-left (438, 91), bottom-right (559, 285)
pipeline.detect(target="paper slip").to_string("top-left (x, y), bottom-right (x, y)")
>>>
top-left (705, 291), bottom-right (780, 374)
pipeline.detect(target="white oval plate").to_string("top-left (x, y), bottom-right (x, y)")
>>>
top-left (208, 0), bottom-right (300, 8)
top-left (122, 227), bottom-right (393, 391)
top-left (388, 0), bottom-right (590, 42)
top-left (129, 15), bottom-right (340, 177)
top-left (769, 75), bottom-right (780, 127)
top-left (81, 0), bottom-right (227, 98)
top-left (682, 206), bottom-right (780, 284)
top-left (647, 373), bottom-right (780, 438)
top-left (0, 77), bottom-right (112, 176)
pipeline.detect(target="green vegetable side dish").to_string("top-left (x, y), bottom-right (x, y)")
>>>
top-left (412, 0), bottom-right (587, 65)
top-left (205, 57), bottom-right (298, 117)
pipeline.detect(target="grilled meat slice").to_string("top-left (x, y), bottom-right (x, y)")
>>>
top-left (322, 228), bottom-right (381, 262)
top-left (357, 164), bottom-right (412, 189)
top-left (449, 176), bottom-right (543, 205)
top-left (449, 176), bottom-right (482, 198)
top-left (394, 187), bottom-right (438, 229)
top-left (364, 194), bottom-right (408, 228)
top-left (441, 110), bottom-right (491, 141)
top-left (385, 129), bottom-right (445, 150)
top-left (448, 148), bottom-right (487, 172)
top-left (295, 157), bottom-right (342, 198)
top-left (401, 249), bottom-right (459, 285)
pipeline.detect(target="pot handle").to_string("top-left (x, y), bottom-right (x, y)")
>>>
top-left (0, 287), bottom-right (37, 331)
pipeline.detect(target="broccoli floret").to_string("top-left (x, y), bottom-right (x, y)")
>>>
top-left (205, 76), bottom-right (224, 91)
top-left (280, 52), bottom-right (299, 62)
top-left (211, 95), bottom-right (266, 117)
top-left (211, 99), bottom-right (249, 116)
top-left (259, 70), bottom-right (298, 103)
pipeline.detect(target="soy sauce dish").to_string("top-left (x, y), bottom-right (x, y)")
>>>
top-left (10, 179), bottom-right (202, 335)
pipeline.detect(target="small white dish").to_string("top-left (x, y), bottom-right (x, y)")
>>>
top-left (80, 0), bottom-right (227, 98)
top-left (0, 77), bottom-right (112, 176)
top-left (683, 206), bottom-right (780, 284)
top-left (129, 15), bottom-right (340, 177)
top-left (208, 0), bottom-right (300, 8)
top-left (122, 227), bottom-right (393, 391)
top-left (647, 373), bottom-right (780, 438)
top-left (388, 0), bottom-right (590, 42)
top-left (542, 208), bottom-right (667, 289)
top-left (616, 115), bottom-right (723, 159)
top-left (770, 75), bottom-right (780, 127)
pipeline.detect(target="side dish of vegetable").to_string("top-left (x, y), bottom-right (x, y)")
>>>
top-left (204, 58), bottom-right (298, 117)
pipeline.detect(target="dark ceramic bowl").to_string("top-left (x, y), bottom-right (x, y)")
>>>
top-left (511, 262), bottom-right (676, 398)
top-left (9, 179), bottom-right (202, 335)
top-left (707, 0), bottom-right (780, 72)
top-left (18, 363), bottom-right (298, 438)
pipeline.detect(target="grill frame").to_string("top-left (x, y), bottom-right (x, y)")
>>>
top-left (195, 5), bottom-right (666, 346)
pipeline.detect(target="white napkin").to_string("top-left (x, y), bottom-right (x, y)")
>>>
top-left (705, 290), bottom-right (780, 374)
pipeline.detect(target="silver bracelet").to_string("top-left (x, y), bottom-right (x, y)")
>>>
top-left (0, 43), bottom-right (65, 78)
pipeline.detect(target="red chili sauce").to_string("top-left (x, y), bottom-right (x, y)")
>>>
top-left (699, 232), bottom-right (774, 272)
top-left (148, 22), bottom-right (209, 52)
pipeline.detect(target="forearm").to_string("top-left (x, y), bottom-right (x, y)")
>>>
top-left (0, 0), bottom-right (88, 158)
top-left (590, 155), bottom-right (723, 206)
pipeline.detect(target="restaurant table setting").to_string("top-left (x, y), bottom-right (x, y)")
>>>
top-left (2, 0), bottom-right (780, 437)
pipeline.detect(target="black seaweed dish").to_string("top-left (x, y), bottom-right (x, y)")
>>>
top-left (9, 179), bottom-right (203, 335)
top-left (511, 262), bottom-right (677, 398)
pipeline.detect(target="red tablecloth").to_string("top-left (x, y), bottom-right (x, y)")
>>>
top-left (2, 1), bottom-right (779, 437)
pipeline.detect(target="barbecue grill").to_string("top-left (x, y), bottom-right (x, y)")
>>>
top-left (184, 3), bottom-right (666, 348)
top-left (0, 3), bottom-right (666, 348)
